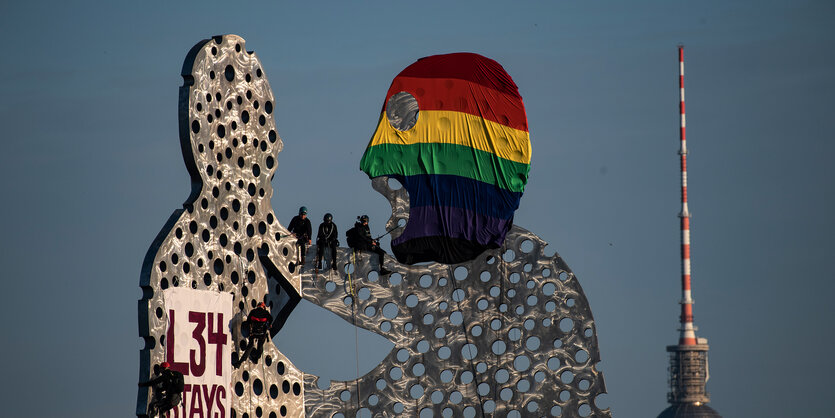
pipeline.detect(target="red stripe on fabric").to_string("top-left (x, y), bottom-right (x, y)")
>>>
top-left (395, 53), bottom-right (521, 99)
top-left (385, 76), bottom-right (528, 132)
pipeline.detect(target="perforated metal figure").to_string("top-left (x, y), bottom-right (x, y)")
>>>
top-left (139, 362), bottom-right (184, 418)
top-left (346, 215), bottom-right (391, 275)
top-left (234, 302), bottom-right (273, 367)
top-left (287, 206), bottom-right (312, 270)
top-left (315, 213), bottom-right (339, 271)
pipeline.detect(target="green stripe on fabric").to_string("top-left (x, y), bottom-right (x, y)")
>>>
top-left (360, 143), bottom-right (530, 193)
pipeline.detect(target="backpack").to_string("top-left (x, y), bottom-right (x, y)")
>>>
top-left (346, 224), bottom-right (361, 248)
top-left (167, 370), bottom-right (185, 392)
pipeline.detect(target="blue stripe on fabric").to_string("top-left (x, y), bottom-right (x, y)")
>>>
top-left (394, 174), bottom-right (522, 220)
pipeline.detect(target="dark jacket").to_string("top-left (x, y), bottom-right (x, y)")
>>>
top-left (140, 368), bottom-right (185, 393)
top-left (346, 222), bottom-right (374, 250)
top-left (288, 216), bottom-right (312, 242)
top-left (317, 221), bottom-right (339, 246)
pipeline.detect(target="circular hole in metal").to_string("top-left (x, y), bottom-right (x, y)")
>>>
top-left (560, 318), bottom-right (574, 332)
top-left (382, 302), bottom-right (399, 319)
top-left (579, 403), bottom-right (592, 417)
top-left (502, 249), bottom-right (515, 261)
top-left (527, 401), bottom-right (539, 413)
top-left (410, 383), bottom-right (425, 399)
top-left (412, 362), bottom-right (425, 377)
top-left (434, 327), bottom-right (446, 338)
top-left (396, 348), bottom-right (410, 363)
top-left (514, 355), bottom-right (531, 371)
top-left (460, 370), bottom-right (474, 384)
top-left (389, 273), bottom-right (402, 286)
top-left (449, 391), bottom-right (463, 404)
top-left (386, 92), bottom-right (419, 131)
top-left (500, 387), bottom-right (513, 401)
top-left (462, 343), bottom-right (478, 360)
top-left (561, 370), bottom-right (575, 383)
top-left (470, 325), bottom-right (483, 337)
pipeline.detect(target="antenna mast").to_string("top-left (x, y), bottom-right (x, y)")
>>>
top-left (661, 46), bottom-right (716, 411)
top-left (678, 45), bottom-right (696, 346)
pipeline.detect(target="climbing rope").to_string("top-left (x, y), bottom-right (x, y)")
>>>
top-left (450, 265), bottom-right (486, 418)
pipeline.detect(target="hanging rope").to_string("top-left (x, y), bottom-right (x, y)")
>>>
top-left (450, 266), bottom-right (486, 418)
top-left (346, 249), bottom-right (361, 413)
top-left (353, 298), bottom-right (361, 413)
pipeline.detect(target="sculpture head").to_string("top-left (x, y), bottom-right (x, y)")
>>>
top-left (360, 53), bottom-right (531, 264)
top-left (179, 35), bottom-right (282, 206)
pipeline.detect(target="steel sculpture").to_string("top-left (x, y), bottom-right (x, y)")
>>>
top-left (138, 34), bottom-right (610, 418)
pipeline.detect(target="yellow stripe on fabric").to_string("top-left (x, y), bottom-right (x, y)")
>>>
top-left (368, 110), bottom-right (531, 164)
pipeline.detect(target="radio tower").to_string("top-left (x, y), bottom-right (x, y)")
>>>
top-left (657, 45), bottom-right (722, 418)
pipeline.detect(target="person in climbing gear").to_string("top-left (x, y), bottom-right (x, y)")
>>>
top-left (346, 215), bottom-right (391, 275)
top-left (139, 361), bottom-right (185, 418)
top-left (288, 206), bottom-right (312, 270)
top-left (316, 213), bottom-right (339, 271)
top-left (234, 302), bottom-right (273, 367)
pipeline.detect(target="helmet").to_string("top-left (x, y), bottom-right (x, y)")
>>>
top-left (359, 215), bottom-right (369, 223)
top-left (160, 362), bottom-right (170, 369)
top-left (257, 302), bottom-right (266, 308)
top-left (299, 206), bottom-right (308, 215)
top-left (324, 213), bottom-right (333, 222)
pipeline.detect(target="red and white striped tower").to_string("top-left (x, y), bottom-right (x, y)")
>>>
top-left (678, 44), bottom-right (697, 346)
top-left (658, 46), bottom-right (719, 416)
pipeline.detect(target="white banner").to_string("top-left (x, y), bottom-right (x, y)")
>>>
top-left (163, 287), bottom-right (232, 418)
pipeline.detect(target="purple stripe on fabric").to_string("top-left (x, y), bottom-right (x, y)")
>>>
top-left (393, 206), bottom-right (512, 248)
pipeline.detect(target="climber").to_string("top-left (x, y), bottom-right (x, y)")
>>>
top-left (233, 302), bottom-right (273, 367)
top-left (287, 206), bottom-right (312, 270)
top-left (316, 213), bottom-right (339, 271)
top-left (346, 215), bottom-right (391, 275)
top-left (139, 362), bottom-right (185, 418)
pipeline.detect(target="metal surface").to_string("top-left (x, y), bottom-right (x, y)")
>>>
top-left (139, 34), bottom-right (610, 417)
top-left (300, 177), bottom-right (610, 417)
top-left (138, 34), bottom-right (304, 418)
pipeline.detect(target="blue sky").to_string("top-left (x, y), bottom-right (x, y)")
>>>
top-left (0, 1), bottom-right (833, 417)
